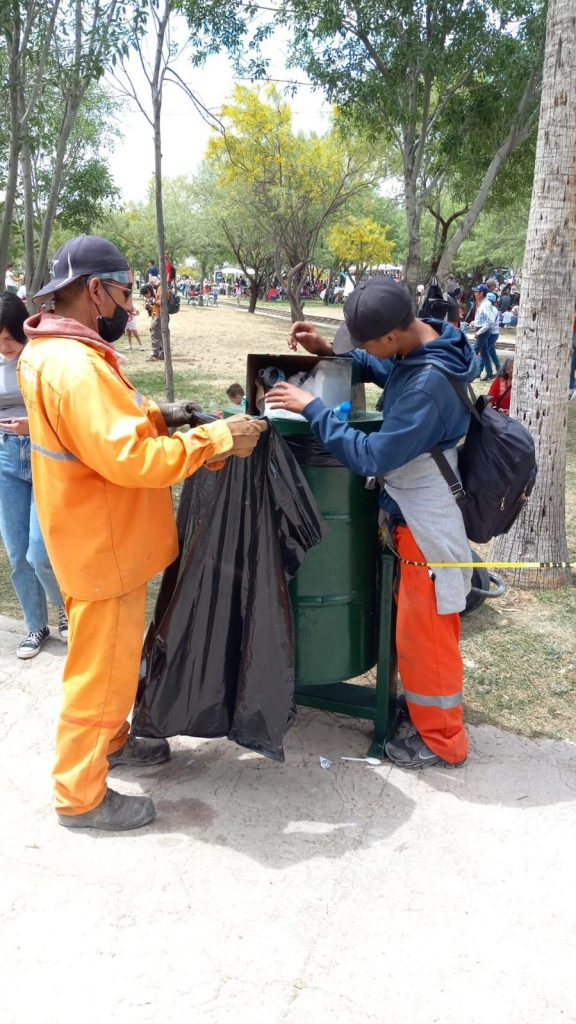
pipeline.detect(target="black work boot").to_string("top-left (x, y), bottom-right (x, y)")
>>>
top-left (107, 735), bottom-right (170, 768)
top-left (58, 789), bottom-right (155, 831)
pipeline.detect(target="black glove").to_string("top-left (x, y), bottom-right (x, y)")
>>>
top-left (158, 401), bottom-right (208, 428)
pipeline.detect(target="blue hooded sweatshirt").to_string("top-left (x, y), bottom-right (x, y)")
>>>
top-left (302, 320), bottom-right (479, 520)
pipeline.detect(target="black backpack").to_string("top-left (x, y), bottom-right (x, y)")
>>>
top-left (429, 377), bottom-right (537, 544)
top-left (167, 291), bottom-right (180, 314)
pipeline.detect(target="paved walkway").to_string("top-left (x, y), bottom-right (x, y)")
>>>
top-left (1, 612), bottom-right (575, 1024)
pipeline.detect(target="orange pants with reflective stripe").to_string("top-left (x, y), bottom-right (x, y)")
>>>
top-left (54, 584), bottom-right (148, 815)
top-left (395, 526), bottom-right (468, 764)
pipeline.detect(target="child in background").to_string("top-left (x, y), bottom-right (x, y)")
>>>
top-left (226, 383), bottom-right (246, 408)
top-left (125, 307), bottom-right (143, 351)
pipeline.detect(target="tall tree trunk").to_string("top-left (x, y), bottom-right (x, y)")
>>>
top-left (20, 139), bottom-right (35, 309)
top-left (153, 100), bottom-right (174, 402)
top-left (198, 260), bottom-right (207, 305)
top-left (403, 174), bottom-right (422, 309)
top-left (0, 14), bottom-right (21, 284)
top-left (274, 252), bottom-right (305, 321)
top-left (29, 99), bottom-right (81, 296)
top-left (149, 0), bottom-right (174, 402)
top-left (491, 0), bottom-right (576, 588)
top-left (247, 277), bottom-right (260, 313)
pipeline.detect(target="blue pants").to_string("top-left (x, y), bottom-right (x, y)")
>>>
top-left (0, 432), bottom-right (63, 631)
top-left (475, 332), bottom-right (500, 377)
top-left (570, 343), bottom-right (576, 391)
top-left (487, 332), bottom-right (501, 374)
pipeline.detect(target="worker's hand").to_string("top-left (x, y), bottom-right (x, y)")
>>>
top-left (159, 401), bottom-right (203, 428)
top-left (225, 414), bottom-right (268, 458)
top-left (0, 416), bottom-right (29, 436)
top-left (266, 382), bottom-right (315, 415)
top-left (288, 321), bottom-right (333, 356)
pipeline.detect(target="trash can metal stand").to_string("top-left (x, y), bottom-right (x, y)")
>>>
top-left (278, 416), bottom-right (398, 757)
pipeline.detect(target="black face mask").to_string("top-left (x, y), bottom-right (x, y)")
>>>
top-left (97, 303), bottom-right (129, 345)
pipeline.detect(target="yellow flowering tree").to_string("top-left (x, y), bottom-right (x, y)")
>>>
top-left (207, 85), bottom-right (379, 320)
top-left (328, 217), bottom-right (396, 284)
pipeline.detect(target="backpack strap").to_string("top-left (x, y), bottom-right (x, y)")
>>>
top-left (413, 363), bottom-right (480, 499)
top-left (429, 445), bottom-right (466, 499)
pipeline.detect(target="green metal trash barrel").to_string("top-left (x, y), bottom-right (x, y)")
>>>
top-left (274, 415), bottom-right (382, 686)
top-left (273, 413), bottom-right (398, 755)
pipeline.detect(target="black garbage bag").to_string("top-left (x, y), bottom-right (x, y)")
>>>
top-left (133, 425), bottom-right (327, 762)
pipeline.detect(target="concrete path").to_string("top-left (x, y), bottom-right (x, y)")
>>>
top-left (1, 612), bottom-right (575, 1024)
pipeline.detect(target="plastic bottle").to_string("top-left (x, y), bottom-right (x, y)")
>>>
top-left (332, 401), bottom-right (351, 422)
top-left (240, 396), bottom-right (248, 411)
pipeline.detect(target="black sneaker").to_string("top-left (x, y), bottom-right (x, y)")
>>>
top-left (385, 730), bottom-right (467, 770)
top-left (16, 626), bottom-right (50, 660)
top-left (58, 789), bottom-right (155, 831)
top-left (108, 735), bottom-right (171, 768)
top-left (58, 606), bottom-right (68, 641)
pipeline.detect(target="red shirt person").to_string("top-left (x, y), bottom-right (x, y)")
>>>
top-left (487, 358), bottom-right (514, 414)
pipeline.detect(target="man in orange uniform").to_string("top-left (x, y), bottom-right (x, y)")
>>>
top-left (18, 235), bottom-right (266, 831)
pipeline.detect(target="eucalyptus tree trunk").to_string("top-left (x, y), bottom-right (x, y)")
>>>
top-left (490, 0), bottom-right (576, 588)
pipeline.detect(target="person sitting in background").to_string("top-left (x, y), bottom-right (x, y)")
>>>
top-left (487, 357), bottom-right (514, 414)
top-left (226, 383), bottom-right (246, 407)
top-left (0, 292), bottom-right (68, 658)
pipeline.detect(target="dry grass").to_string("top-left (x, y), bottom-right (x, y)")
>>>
top-left (2, 302), bottom-right (575, 739)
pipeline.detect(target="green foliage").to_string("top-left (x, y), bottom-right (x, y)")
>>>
top-left (278, 0), bottom-right (545, 280)
top-left (452, 198), bottom-right (530, 279)
top-left (101, 169), bottom-right (234, 277)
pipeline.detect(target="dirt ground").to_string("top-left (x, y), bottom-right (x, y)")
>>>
top-left (1, 301), bottom-right (574, 740)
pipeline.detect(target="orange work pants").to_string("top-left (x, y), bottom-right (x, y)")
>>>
top-left (54, 583), bottom-right (148, 815)
top-left (395, 526), bottom-right (468, 764)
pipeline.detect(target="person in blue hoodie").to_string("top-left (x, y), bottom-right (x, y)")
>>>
top-left (267, 277), bottom-right (478, 770)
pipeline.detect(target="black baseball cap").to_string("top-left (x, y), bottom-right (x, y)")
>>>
top-left (33, 235), bottom-right (132, 302)
top-left (332, 277), bottom-right (414, 354)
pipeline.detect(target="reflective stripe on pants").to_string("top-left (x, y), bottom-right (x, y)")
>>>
top-left (54, 583), bottom-right (148, 815)
top-left (395, 525), bottom-right (468, 764)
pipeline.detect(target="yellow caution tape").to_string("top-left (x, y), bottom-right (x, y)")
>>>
top-left (397, 558), bottom-right (575, 570)
top-left (379, 530), bottom-right (575, 570)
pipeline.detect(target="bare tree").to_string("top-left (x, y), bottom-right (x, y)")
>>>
top-left (491, 0), bottom-right (576, 588)
top-left (113, 2), bottom-right (225, 399)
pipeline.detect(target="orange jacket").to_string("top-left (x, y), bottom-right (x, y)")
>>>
top-left (18, 313), bottom-right (233, 600)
